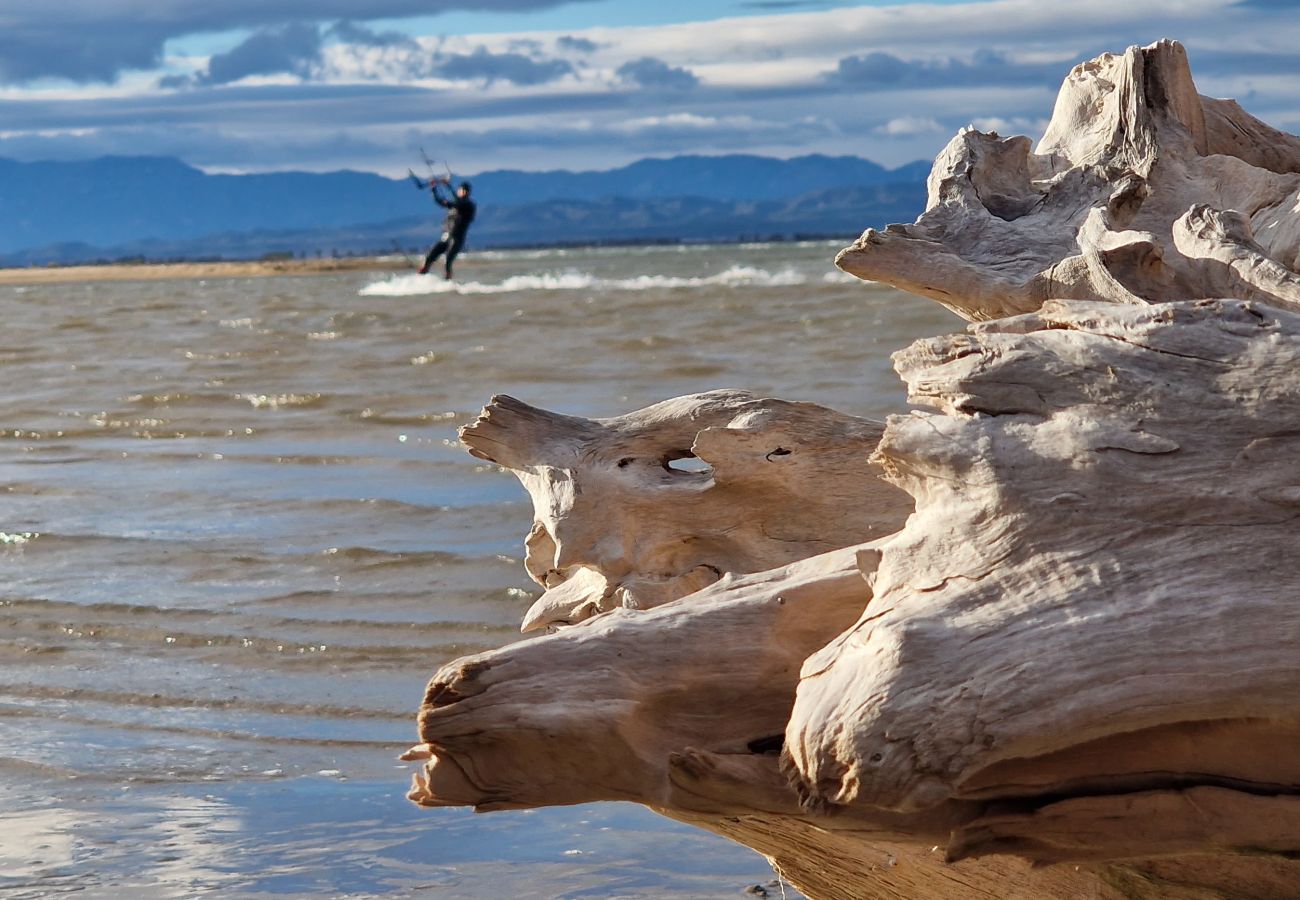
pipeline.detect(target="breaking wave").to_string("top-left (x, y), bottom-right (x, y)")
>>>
top-left (359, 264), bottom-right (853, 297)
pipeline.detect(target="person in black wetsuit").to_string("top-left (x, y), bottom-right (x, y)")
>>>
top-left (418, 180), bottom-right (477, 279)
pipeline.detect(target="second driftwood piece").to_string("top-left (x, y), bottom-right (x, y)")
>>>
top-left (459, 391), bottom-right (911, 631)
top-left (836, 40), bottom-right (1300, 321)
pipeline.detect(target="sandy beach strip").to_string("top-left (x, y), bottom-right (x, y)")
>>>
top-left (0, 256), bottom-right (406, 286)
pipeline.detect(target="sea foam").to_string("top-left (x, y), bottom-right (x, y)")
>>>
top-left (358, 264), bottom-right (817, 297)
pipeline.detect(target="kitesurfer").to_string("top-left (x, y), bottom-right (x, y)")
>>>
top-left (418, 179), bottom-right (476, 279)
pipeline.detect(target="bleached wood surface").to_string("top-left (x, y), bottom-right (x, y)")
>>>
top-left (836, 40), bottom-right (1300, 321)
top-left (459, 391), bottom-right (911, 631)
top-left (786, 297), bottom-right (1300, 866)
top-left (408, 41), bottom-right (1300, 899)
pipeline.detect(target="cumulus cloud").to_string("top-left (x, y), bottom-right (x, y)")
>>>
top-left (828, 52), bottom-right (904, 85)
top-left (158, 73), bottom-right (195, 90)
top-left (874, 116), bottom-right (945, 136)
top-left (968, 115), bottom-right (1049, 136)
top-left (826, 48), bottom-right (1064, 89)
top-left (556, 35), bottom-right (599, 53)
top-left (428, 47), bottom-right (574, 86)
top-left (616, 57), bottom-right (699, 90)
top-left (329, 21), bottom-right (418, 49)
top-left (175, 30), bottom-right (578, 88)
top-left (198, 23), bottom-right (324, 86)
top-left (618, 113), bottom-right (761, 132)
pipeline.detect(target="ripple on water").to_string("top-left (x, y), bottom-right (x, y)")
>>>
top-left (0, 242), bottom-right (949, 896)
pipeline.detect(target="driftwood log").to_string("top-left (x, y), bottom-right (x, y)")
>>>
top-left (408, 41), bottom-right (1300, 899)
top-left (458, 391), bottom-right (911, 632)
top-left (836, 40), bottom-right (1300, 321)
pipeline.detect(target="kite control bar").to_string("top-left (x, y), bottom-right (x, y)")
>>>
top-left (410, 147), bottom-right (456, 190)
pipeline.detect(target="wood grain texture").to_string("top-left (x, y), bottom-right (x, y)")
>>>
top-left (459, 391), bottom-right (910, 631)
top-left (835, 40), bottom-right (1300, 321)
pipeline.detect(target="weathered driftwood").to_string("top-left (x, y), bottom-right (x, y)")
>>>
top-left (409, 41), bottom-right (1300, 899)
top-left (459, 391), bottom-right (911, 631)
top-left (406, 546), bottom-right (874, 810)
top-left (836, 40), bottom-right (1300, 322)
top-left (410, 298), bottom-right (1300, 898)
top-left (786, 298), bottom-right (1300, 870)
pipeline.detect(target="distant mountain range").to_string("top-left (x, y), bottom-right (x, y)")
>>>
top-left (0, 154), bottom-right (931, 265)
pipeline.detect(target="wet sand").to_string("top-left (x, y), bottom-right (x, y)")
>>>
top-left (0, 255), bottom-right (405, 285)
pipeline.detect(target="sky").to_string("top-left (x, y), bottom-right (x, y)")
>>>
top-left (0, 0), bottom-right (1297, 177)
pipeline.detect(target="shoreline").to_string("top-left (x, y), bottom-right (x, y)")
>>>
top-left (0, 234), bottom-right (855, 287)
top-left (0, 256), bottom-right (405, 286)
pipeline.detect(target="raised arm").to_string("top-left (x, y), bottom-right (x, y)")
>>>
top-left (430, 179), bottom-right (453, 208)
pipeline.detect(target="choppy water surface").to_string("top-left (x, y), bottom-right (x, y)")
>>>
top-left (0, 242), bottom-right (961, 898)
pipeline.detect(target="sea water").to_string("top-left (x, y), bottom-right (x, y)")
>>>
top-left (0, 241), bottom-right (962, 898)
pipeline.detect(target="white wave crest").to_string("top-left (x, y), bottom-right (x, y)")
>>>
top-left (358, 265), bottom-right (812, 297)
top-left (822, 269), bottom-right (864, 283)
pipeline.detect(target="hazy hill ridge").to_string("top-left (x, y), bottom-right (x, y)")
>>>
top-left (0, 153), bottom-right (929, 263)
